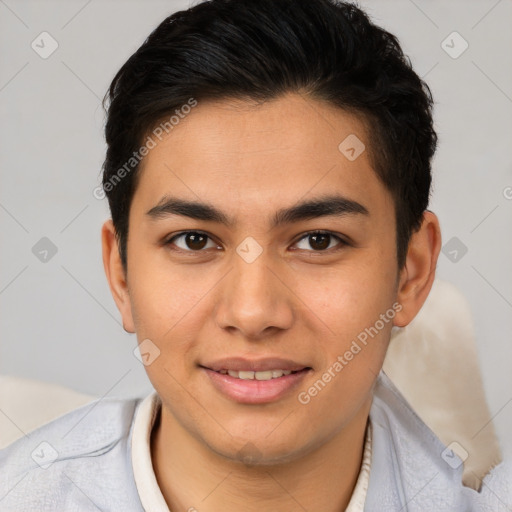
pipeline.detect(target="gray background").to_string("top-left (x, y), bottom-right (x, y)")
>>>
top-left (1, 0), bottom-right (511, 457)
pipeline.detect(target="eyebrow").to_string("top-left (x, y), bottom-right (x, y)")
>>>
top-left (146, 194), bottom-right (369, 228)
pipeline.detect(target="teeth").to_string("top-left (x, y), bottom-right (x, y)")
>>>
top-left (222, 369), bottom-right (294, 380)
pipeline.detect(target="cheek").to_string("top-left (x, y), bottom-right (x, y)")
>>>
top-left (294, 279), bottom-right (395, 424)
top-left (298, 262), bottom-right (396, 339)
top-left (127, 245), bottom-right (202, 338)
top-left (295, 265), bottom-right (398, 407)
top-left (127, 262), bottom-right (211, 376)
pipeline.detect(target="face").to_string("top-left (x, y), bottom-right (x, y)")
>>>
top-left (106, 93), bottom-right (410, 464)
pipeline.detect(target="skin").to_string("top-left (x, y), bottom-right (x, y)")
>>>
top-left (102, 92), bottom-right (441, 511)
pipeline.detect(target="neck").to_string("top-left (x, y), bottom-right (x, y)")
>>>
top-left (150, 398), bottom-right (371, 512)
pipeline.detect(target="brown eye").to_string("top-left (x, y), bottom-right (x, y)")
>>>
top-left (167, 231), bottom-right (217, 251)
top-left (294, 231), bottom-right (345, 252)
top-left (309, 233), bottom-right (330, 250)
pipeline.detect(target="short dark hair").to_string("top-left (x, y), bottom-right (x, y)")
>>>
top-left (101, 0), bottom-right (437, 271)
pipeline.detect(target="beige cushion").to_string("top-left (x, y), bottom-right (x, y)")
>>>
top-left (0, 375), bottom-right (95, 449)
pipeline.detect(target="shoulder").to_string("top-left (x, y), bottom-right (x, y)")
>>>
top-left (366, 371), bottom-right (484, 511)
top-left (0, 395), bottom-right (145, 511)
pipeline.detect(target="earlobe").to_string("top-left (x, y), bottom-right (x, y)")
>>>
top-left (101, 219), bottom-right (136, 333)
top-left (393, 211), bottom-right (442, 328)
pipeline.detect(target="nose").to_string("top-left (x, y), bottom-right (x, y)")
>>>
top-left (214, 249), bottom-right (294, 340)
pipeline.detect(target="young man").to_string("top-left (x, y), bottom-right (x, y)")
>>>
top-left (0, 0), bottom-right (509, 510)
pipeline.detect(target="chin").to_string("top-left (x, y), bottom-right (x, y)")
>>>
top-left (202, 428), bottom-right (316, 468)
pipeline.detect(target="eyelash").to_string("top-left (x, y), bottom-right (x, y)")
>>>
top-left (164, 230), bottom-right (348, 254)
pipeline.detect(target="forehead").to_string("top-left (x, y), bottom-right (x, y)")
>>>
top-left (131, 93), bottom-right (392, 222)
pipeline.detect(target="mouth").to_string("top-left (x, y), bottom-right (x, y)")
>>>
top-left (200, 362), bottom-right (312, 404)
top-left (213, 368), bottom-right (308, 380)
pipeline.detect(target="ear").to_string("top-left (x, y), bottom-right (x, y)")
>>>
top-left (393, 211), bottom-right (442, 328)
top-left (101, 219), bottom-right (136, 333)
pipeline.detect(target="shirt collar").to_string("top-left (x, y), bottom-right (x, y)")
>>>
top-left (131, 390), bottom-right (169, 512)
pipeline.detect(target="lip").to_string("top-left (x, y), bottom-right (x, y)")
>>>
top-left (200, 357), bottom-right (312, 404)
